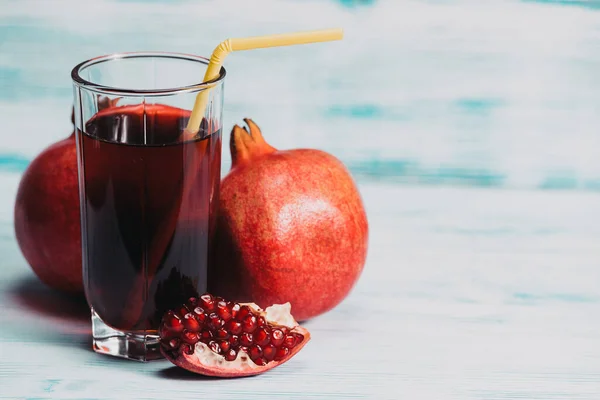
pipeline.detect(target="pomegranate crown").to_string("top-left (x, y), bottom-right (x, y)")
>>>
top-left (230, 119), bottom-right (276, 168)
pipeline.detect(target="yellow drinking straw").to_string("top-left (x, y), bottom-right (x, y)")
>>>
top-left (186, 28), bottom-right (344, 134)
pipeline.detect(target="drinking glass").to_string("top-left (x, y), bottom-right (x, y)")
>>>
top-left (71, 52), bottom-right (225, 361)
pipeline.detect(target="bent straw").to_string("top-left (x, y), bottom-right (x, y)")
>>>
top-left (186, 28), bottom-right (344, 134)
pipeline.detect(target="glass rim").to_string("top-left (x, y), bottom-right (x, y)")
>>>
top-left (71, 51), bottom-right (226, 96)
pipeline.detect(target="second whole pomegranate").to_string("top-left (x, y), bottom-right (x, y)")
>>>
top-left (210, 119), bottom-right (368, 321)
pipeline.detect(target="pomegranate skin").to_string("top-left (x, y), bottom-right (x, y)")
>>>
top-left (210, 120), bottom-right (368, 321)
top-left (14, 132), bottom-right (83, 293)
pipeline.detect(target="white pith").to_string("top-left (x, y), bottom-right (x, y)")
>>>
top-left (193, 342), bottom-right (259, 369)
top-left (191, 302), bottom-right (299, 368)
top-left (264, 302), bottom-right (298, 328)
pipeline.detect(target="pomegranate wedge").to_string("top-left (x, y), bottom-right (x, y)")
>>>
top-left (159, 293), bottom-right (310, 377)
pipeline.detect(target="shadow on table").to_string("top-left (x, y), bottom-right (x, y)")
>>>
top-left (157, 366), bottom-right (242, 381)
top-left (6, 274), bottom-right (92, 352)
top-left (8, 275), bottom-right (89, 322)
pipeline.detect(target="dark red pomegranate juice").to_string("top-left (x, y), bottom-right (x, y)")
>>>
top-left (77, 104), bottom-right (221, 332)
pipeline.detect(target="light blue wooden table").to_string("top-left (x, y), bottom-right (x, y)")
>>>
top-left (2, 0), bottom-right (600, 398)
top-left (1, 181), bottom-right (600, 399)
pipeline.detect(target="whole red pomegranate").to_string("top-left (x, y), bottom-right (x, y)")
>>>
top-left (210, 119), bottom-right (368, 321)
top-left (14, 109), bottom-right (83, 293)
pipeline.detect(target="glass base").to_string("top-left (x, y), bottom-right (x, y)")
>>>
top-left (91, 309), bottom-right (164, 362)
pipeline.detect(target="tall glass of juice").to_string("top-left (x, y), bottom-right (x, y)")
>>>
top-left (71, 53), bottom-right (224, 361)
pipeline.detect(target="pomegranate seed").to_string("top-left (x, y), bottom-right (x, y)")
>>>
top-left (263, 344), bottom-right (276, 361)
top-left (236, 305), bottom-right (251, 321)
top-left (224, 348), bottom-right (237, 361)
top-left (200, 330), bottom-right (213, 341)
top-left (257, 316), bottom-right (266, 327)
top-left (274, 346), bottom-right (289, 361)
top-left (217, 301), bottom-right (232, 321)
top-left (180, 343), bottom-right (194, 355)
top-left (229, 335), bottom-right (239, 347)
top-left (242, 314), bottom-right (257, 333)
top-left (208, 341), bottom-right (221, 354)
top-left (192, 307), bottom-right (206, 324)
top-left (208, 313), bottom-right (222, 329)
top-left (254, 327), bottom-right (271, 346)
top-left (182, 313), bottom-right (201, 332)
top-left (253, 357), bottom-right (267, 366)
top-left (200, 293), bottom-right (215, 311)
top-left (220, 340), bottom-right (230, 352)
top-left (182, 330), bottom-right (199, 345)
top-left (249, 344), bottom-right (263, 360)
top-left (271, 329), bottom-right (284, 346)
top-left (240, 332), bottom-right (253, 346)
top-left (178, 305), bottom-right (190, 317)
top-left (293, 333), bottom-right (304, 345)
top-left (230, 302), bottom-right (240, 318)
top-left (168, 338), bottom-right (180, 349)
top-left (216, 328), bottom-right (229, 339)
top-left (226, 320), bottom-right (243, 335)
top-left (163, 311), bottom-right (184, 333)
top-left (283, 334), bottom-right (296, 348)
top-left (159, 323), bottom-right (171, 338)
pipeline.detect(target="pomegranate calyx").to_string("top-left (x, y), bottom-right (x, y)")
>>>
top-left (230, 119), bottom-right (276, 168)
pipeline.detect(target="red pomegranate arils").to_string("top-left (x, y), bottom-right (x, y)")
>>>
top-left (230, 302), bottom-right (241, 318)
top-left (294, 333), bottom-right (304, 344)
top-left (283, 334), bottom-right (296, 348)
top-left (182, 313), bottom-right (201, 332)
top-left (200, 293), bottom-right (215, 311)
top-left (192, 307), bottom-right (207, 324)
top-left (178, 305), bottom-right (190, 317)
top-left (181, 330), bottom-right (199, 345)
top-left (216, 328), bottom-right (229, 339)
top-left (236, 305), bottom-right (251, 321)
top-left (249, 344), bottom-right (262, 360)
top-left (274, 347), bottom-right (289, 361)
top-left (220, 340), bottom-right (231, 352)
top-left (271, 329), bottom-right (284, 346)
top-left (208, 341), bottom-right (221, 354)
top-left (224, 348), bottom-right (237, 361)
top-left (240, 332), bottom-right (253, 347)
top-left (200, 330), bottom-right (213, 341)
top-left (216, 301), bottom-right (232, 320)
top-left (263, 344), bottom-right (276, 361)
top-left (159, 294), bottom-right (310, 377)
top-left (181, 343), bottom-right (194, 355)
top-left (254, 327), bottom-right (271, 346)
top-left (254, 357), bottom-right (267, 366)
top-left (159, 324), bottom-right (171, 339)
top-left (208, 313), bottom-right (222, 329)
top-left (242, 314), bottom-right (257, 333)
top-left (164, 311), bottom-right (184, 333)
top-left (226, 320), bottom-right (243, 335)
